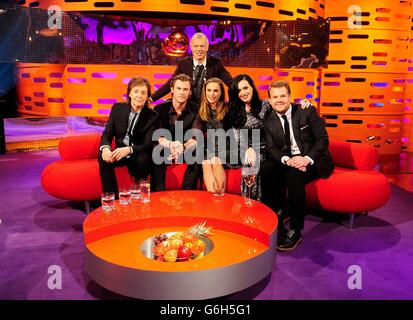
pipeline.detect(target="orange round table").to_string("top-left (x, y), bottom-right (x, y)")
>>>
top-left (84, 190), bottom-right (278, 299)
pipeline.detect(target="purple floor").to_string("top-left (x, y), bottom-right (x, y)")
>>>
top-left (0, 150), bottom-right (412, 300)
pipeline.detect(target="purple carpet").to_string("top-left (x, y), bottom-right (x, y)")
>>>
top-left (0, 150), bottom-right (412, 300)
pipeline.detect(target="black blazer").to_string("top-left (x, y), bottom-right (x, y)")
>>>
top-left (154, 100), bottom-right (200, 141)
top-left (100, 103), bottom-right (159, 157)
top-left (264, 103), bottom-right (334, 179)
top-left (151, 55), bottom-right (233, 102)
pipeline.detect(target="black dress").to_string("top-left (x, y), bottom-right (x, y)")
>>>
top-left (233, 101), bottom-right (271, 200)
top-left (199, 110), bottom-right (239, 168)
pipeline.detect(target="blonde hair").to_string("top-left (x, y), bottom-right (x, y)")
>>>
top-left (190, 32), bottom-right (209, 46)
top-left (199, 77), bottom-right (228, 122)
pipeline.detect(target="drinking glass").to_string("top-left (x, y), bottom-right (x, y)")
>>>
top-left (140, 178), bottom-right (151, 203)
top-left (242, 169), bottom-right (256, 205)
top-left (101, 192), bottom-right (115, 212)
top-left (130, 181), bottom-right (141, 201)
top-left (119, 187), bottom-right (131, 205)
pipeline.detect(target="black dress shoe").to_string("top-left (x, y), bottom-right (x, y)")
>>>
top-left (277, 209), bottom-right (290, 226)
top-left (277, 229), bottom-right (302, 252)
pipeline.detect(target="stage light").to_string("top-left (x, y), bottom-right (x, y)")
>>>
top-left (38, 28), bottom-right (59, 37)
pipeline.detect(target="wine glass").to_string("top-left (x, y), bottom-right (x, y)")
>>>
top-left (242, 169), bottom-right (256, 205)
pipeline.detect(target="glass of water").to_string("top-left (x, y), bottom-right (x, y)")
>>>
top-left (130, 181), bottom-right (141, 201)
top-left (119, 187), bottom-right (131, 205)
top-left (140, 178), bottom-right (151, 203)
top-left (101, 192), bottom-right (115, 212)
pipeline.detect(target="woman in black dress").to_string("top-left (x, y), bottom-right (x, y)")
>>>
top-left (228, 74), bottom-right (311, 210)
top-left (198, 77), bottom-right (233, 195)
top-left (228, 74), bottom-right (273, 202)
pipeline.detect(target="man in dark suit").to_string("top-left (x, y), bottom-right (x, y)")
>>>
top-left (264, 80), bottom-right (334, 252)
top-left (99, 77), bottom-right (159, 194)
top-left (150, 32), bottom-right (233, 104)
top-left (152, 73), bottom-right (203, 191)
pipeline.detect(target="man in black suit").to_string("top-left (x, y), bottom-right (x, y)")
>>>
top-left (152, 73), bottom-right (203, 191)
top-left (264, 80), bottom-right (334, 252)
top-left (150, 32), bottom-right (233, 104)
top-left (99, 77), bottom-right (159, 194)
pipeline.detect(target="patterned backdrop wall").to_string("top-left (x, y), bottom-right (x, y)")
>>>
top-left (324, 0), bottom-right (411, 154)
top-left (6, 0), bottom-right (413, 155)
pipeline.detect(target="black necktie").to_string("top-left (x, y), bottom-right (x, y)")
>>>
top-left (193, 64), bottom-right (204, 101)
top-left (281, 114), bottom-right (292, 156)
top-left (124, 112), bottom-right (138, 146)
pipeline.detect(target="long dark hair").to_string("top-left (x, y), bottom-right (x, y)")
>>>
top-left (228, 74), bottom-right (262, 129)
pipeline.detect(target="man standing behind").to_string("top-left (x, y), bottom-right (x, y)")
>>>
top-left (99, 77), bottom-right (159, 194)
top-left (150, 32), bottom-right (233, 104)
top-left (264, 80), bottom-right (334, 252)
top-left (152, 74), bottom-right (203, 191)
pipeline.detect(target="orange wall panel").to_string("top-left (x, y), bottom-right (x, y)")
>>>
top-left (273, 69), bottom-right (320, 107)
top-left (403, 72), bottom-right (413, 154)
top-left (402, 115), bottom-right (413, 151)
top-left (325, 0), bottom-right (411, 31)
top-left (22, 0), bottom-right (323, 21)
top-left (16, 64), bottom-right (319, 116)
top-left (16, 63), bottom-right (66, 117)
top-left (62, 65), bottom-right (176, 116)
top-left (229, 67), bottom-right (319, 105)
top-left (320, 71), bottom-right (406, 115)
top-left (327, 29), bottom-right (409, 73)
top-left (323, 114), bottom-right (403, 154)
top-left (323, 0), bottom-right (411, 156)
top-left (15, 0), bottom-right (413, 156)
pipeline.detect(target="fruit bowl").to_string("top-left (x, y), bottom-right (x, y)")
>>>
top-left (140, 232), bottom-right (214, 262)
top-left (140, 222), bottom-right (214, 262)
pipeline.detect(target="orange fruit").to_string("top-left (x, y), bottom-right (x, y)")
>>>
top-left (164, 249), bottom-right (178, 262)
top-left (170, 238), bottom-right (184, 249)
top-left (191, 239), bottom-right (206, 256)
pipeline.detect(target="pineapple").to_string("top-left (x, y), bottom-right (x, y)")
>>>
top-left (187, 221), bottom-right (213, 239)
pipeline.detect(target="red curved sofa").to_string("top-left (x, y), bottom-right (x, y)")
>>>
top-left (41, 134), bottom-right (391, 227)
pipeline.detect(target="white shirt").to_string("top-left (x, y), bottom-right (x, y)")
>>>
top-left (276, 104), bottom-right (314, 166)
top-left (193, 58), bottom-right (206, 68)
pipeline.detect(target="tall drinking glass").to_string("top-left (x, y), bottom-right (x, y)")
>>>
top-left (101, 192), bottom-right (115, 212)
top-left (131, 181), bottom-right (141, 201)
top-left (242, 168), bottom-right (256, 205)
top-left (119, 187), bottom-right (131, 205)
top-left (140, 178), bottom-right (151, 203)
top-left (101, 192), bottom-right (115, 221)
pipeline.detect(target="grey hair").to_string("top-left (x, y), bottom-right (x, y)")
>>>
top-left (190, 32), bottom-right (209, 45)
